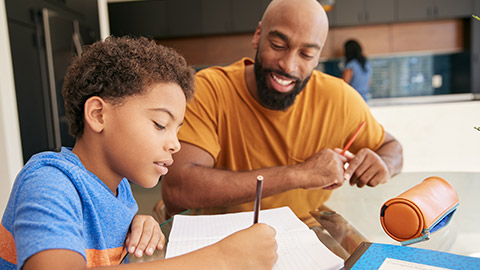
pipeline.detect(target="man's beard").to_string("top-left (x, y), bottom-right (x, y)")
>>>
top-left (254, 53), bottom-right (311, 111)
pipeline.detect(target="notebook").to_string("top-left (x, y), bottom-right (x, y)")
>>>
top-left (165, 206), bottom-right (344, 270)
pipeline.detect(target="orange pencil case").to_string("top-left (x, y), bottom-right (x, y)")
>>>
top-left (380, 176), bottom-right (459, 246)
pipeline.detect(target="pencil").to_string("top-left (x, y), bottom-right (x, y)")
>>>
top-left (253, 175), bottom-right (264, 224)
top-left (341, 121), bottom-right (366, 156)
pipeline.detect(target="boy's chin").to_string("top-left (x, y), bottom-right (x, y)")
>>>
top-left (133, 177), bottom-right (161, 189)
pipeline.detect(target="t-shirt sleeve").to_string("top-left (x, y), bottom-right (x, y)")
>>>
top-left (344, 61), bottom-right (354, 70)
top-left (13, 166), bottom-right (85, 268)
top-left (178, 71), bottom-right (222, 160)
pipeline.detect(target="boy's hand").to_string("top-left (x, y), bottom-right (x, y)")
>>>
top-left (126, 215), bottom-right (165, 258)
top-left (216, 223), bottom-right (278, 269)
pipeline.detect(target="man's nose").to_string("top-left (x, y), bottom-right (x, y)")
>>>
top-left (278, 51), bottom-right (298, 75)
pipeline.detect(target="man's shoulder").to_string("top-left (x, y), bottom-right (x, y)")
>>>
top-left (309, 69), bottom-right (347, 87)
top-left (196, 58), bottom-right (250, 79)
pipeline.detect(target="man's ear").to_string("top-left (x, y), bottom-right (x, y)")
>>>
top-left (83, 96), bottom-right (107, 133)
top-left (251, 21), bottom-right (262, 50)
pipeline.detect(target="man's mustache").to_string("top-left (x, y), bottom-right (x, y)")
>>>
top-left (263, 68), bottom-right (300, 82)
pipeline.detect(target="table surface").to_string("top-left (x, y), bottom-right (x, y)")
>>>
top-left (132, 171), bottom-right (480, 263)
top-left (320, 171), bottom-right (480, 258)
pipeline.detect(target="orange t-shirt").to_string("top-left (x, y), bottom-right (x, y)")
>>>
top-left (179, 58), bottom-right (385, 223)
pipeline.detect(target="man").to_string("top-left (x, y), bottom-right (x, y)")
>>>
top-left (162, 0), bottom-right (403, 226)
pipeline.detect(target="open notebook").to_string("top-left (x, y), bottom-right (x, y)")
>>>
top-left (165, 206), bottom-right (344, 270)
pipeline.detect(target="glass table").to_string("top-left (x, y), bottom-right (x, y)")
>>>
top-left (132, 172), bottom-right (480, 263)
top-left (315, 171), bottom-right (480, 258)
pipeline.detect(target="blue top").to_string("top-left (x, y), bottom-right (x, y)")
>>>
top-left (0, 147), bottom-right (138, 269)
top-left (345, 59), bottom-right (372, 101)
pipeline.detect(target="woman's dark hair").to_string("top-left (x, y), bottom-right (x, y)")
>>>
top-left (345, 39), bottom-right (367, 71)
top-left (62, 36), bottom-right (195, 138)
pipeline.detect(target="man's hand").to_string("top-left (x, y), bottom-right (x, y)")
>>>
top-left (126, 215), bottom-right (165, 258)
top-left (293, 148), bottom-right (347, 190)
top-left (336, 148), bottom-right (391, 188)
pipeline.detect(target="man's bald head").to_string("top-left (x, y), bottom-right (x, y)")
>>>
top-left (260, 0), bottom-right (329, 47)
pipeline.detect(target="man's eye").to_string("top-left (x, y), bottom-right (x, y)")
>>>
top-left (301, 52), bottom-right (314, 59)
top-left (271, 42), bottom-right (285, 49)
top-left (154, 122), bottom-right (165, 130)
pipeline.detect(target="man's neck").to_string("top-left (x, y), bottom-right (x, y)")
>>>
top-left (244, 64), bottom-right (259, 103)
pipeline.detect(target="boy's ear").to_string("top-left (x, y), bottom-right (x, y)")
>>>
top-left (84, 96), bottom-right (107, 133)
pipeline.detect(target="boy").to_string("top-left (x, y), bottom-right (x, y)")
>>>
top-left (0, 36), bottom-right (277, 269)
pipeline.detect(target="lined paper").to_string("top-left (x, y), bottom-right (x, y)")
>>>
top-left (165, 207), bottom-right (344, 270)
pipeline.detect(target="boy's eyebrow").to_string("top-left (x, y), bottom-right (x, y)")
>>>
top-left (268, 30), bottom-right (322, 50)
top-left (149, 108), bottom-right (176, 120)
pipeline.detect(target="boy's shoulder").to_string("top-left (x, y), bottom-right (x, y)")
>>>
top-left (12, 147), bottom-right (90, 200)
top-left (20, 147), bottom-right (84, 178)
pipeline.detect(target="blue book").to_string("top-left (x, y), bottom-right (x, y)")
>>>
top-left (345, 242), bottom-right (480, 270)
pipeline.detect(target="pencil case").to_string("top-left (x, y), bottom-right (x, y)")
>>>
top-left (380, 176), bottom-right (459, 246)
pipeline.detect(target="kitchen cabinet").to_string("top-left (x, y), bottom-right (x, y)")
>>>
top-left (8, 23), bottom-right (54, 160)
top-left (167, 0), bottom-right (202, 37)
top-left (231, 0), bottom-right (268, 32)
top-left (109, 0), bottom-right (269, 38)
top-left (6, 0), bottom-right (100, 162)
top-left (396, 0), bottom-right (473, 22)
top-left (472, 1), bottom-right (480, 95)
top-left (201, 0), bottom-right (232, 35)
top-left (109, 0), bottom-right (169, 38)
top-left (330, 0), bottom-right (395, 27)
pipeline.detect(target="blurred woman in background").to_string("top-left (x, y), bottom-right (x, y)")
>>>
top-left (342, 39), bottom-right (372, 102)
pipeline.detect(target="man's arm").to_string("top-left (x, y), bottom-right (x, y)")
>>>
top-left (162, 142), bottom-right (347, 215)
top-left (343, 131), bottom-right (403, 188)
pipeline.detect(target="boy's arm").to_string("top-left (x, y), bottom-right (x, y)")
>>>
top-left (23, 223), bottom-right (277, 270)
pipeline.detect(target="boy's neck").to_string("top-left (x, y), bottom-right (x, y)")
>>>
top-left (72, 138), bottom-right (121, 196)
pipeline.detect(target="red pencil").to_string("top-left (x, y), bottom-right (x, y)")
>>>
top-left (341, 121), bottom-right (366, 156)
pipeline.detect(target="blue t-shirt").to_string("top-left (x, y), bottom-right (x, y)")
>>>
top-left (345, 59), bottom-right (372, 101)
top-left (0, 147), bottom-right (138, 269)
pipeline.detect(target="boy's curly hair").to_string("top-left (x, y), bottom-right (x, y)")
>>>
top-left (62, 36), bottom-right (195, 138)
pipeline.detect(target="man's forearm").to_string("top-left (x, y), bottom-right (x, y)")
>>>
top-left (161, 164), bottom-right (299, 215)
top-left (377, 137), bottom-right (403, 177)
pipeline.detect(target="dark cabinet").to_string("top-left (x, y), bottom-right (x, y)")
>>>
top-left (230, 0), bottom-right (268, 32)
top-left (396, 0), bottom-right (473, 22)
top-left (472, 1), bottom-right (480, 95)
top-left (109, 0), bottom-right (269, 38)
top-left (8, 23), bottom-right (54, 158)
top-left (201, 0), bottom-right (232, 35)
top-left (6, 0), bottom-right (100, 162)
top-left (330, 0), bottom-right (395, 26)
top-left (167, 0), bottom-right (202, 37)
top-left (108, 0), bottom-right (169, 38)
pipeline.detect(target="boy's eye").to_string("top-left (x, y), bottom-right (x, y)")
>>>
top-left (153, 121), bottom-right (165, 130)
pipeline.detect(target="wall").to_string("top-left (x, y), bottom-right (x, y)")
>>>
top-left (371, 101), bottom-right (480, 172)
top-left (0, 0), bottom-right (23, 216)
top-left (156, 19), bottom-right (465, 66)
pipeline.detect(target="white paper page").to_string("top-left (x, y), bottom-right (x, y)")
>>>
top-left (274, 229), bottom-right (344, 270)
top-left (168, 207), bottom-right (308, 242)
top-left (165, 207), bottom-right (344, 270)
top-left (379, 258), bottom-right (452, 270)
